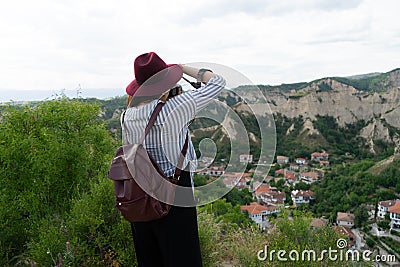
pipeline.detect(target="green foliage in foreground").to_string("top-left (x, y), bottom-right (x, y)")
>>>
top-left (0, 98), bottom-right (380, 266)
top-left (0, 99), bottom-right (117, 265)
top-left (27, 176), bottom-right (135, 266)
top-left (221, 210), bottom-right (372, 266)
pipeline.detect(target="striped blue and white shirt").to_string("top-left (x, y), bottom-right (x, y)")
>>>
top-left (122, 74), bottom-right (226, 178)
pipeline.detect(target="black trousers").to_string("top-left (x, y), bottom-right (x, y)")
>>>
top-left (130, 171), bottom-right (203, 267)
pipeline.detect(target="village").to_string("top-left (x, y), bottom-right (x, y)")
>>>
top-left (198, 151), bottom-right (400, 263)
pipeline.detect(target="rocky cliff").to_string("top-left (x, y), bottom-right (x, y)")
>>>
top-left (216, 69), bottom-right (400, 153)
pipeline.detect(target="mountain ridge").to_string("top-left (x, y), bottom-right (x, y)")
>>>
top-left (206, 68), bottom-right (400, 156)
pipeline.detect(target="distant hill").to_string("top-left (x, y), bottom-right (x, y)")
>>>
top-left (95, 68), bottom-right (400, 160)
top-left (6, 68), bottom-right (399, 161)
top-left (345, 72), bottom-right (382, 80)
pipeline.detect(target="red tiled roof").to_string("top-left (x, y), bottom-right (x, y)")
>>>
top-left (255, 183), bottom-right (274, 192)
top-left (270, 191), bottom-right (286, 199)
top-left (301, 172), bottom-right (319, 179)
top-left (291, 190), bottom-right (314, 197)
top-left (222, 176), bottom-right (237, 186)
top-left (240, 202), bottom-right (268, 215)
top-left (379, 200), bottom-right (397, 208)
top-left (333, 226), bottom-right (355, 239)
top-left (277, 156), bottom-right (289, 160)
top-left (389, 201), bottom-right (400, 214)
top-left (285, 173), bottom-right (296, 180)
top-left (337, 212), bottom-right (355, 222)
top-left (312, 152), bottom-right (329, 157)
top-left (264, 205), bottom-right (279, 211)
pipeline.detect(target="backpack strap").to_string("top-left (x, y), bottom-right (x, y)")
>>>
top-left (121, 102), bottom-right (165, 145)
top-left (139, 102), bottom-right (165, 144)
top-left (173, 133), bottom-right (189, 180)
top-left (121, 111), bottom-right (129, 144)
top-left (123, 101), bottom-right (190, 180)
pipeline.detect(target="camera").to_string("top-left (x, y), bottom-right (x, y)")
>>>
top-left (168, 84), bottom-right (182, 98)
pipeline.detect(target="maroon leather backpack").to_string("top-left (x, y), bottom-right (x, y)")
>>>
top-left (109, 102), bottom-right (188, 222)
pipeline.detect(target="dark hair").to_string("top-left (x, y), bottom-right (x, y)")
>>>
top-left (127, 95), bottom-right (159, 107)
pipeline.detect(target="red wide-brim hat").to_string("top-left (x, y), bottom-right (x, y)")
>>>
top-left (126, 52), bottom-right (183, 97)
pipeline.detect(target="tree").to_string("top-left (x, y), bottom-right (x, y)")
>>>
top-left (268, 209), bottom-right (343, 266)
top-left (377, 220), bottom-right (390, 231)
top-left (194, 173), bottom-right (207, 186)
top-left (224, 188), bottom-right (253, 206)
top-left (354, 205), bottom-right (369, 228)
top-left (0, 99), bottom-right (116, 264)
top-left (376, 189), bottom-right (396, 201)
top-left (294, 181), bottom-right (311, 191)
top-left (276, 179), bottom-right (285, 190)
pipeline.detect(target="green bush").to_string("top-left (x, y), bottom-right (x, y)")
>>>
top-left (28, 176), bottom-right (136, 266)
top-left (377, 220), bottom-right (390, 230)
top-left (266, 210), bottom-right (344, 266)
top-left (197, 212), bottom-right (223, 267)
top-left (0, 99), bottom-right (116, 264)
top-left (224, 225), bottom-right (265, 267)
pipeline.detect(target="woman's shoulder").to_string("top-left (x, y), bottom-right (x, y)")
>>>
top-left (125, 100), bottom-right (159, 119)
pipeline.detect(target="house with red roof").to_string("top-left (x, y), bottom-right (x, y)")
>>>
top-left (311, 151), bottom-right (329, 161)
top-left (240, 202), bottom-right (277, 230)
top-left (378, 200), bottom-right (397, 219)
top-left (389, 201), bottom-right (400, 229)
top-left (253, 184), bottom-right (285, 206)
top-left (289, 163), bottom-right (300, 171)
top-left (274, 168), bottom-right (285, 176)
top-left (235, 173), bottom-right (251, 189)
top-left (333, 226), bottom-right (356, 248)
top-left (319, 160), bottom-right (330, 167)
top-left (300, 171), bottom-right (320, 184)
top-left (221, 172), bottom-right (251, 189)
top-left (221, 177), bottom-right (235, 188)
top-left (199, 166), bottom-right (225, 177)
top-left (261, 191), bottom-right (286, 206)
top-left (284, 172), bottom-right (297, 184)
top-left (295, 158), bottom-right (307, 165)
top-left (291, 190), bottom-right (314, 206)
top-left (277, 156), bottom-right (289, 164)
top-left (336, 212), bottom-right (355, 228)
top-left (310, 218), bottom-right (328, 228)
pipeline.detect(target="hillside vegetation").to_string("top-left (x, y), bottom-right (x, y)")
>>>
top-left (0, 98), bottom-right (353, 266)
top-left (1, 67), bottom-right (399, 265)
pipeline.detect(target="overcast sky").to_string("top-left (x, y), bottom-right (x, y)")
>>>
top-left (0, 0), bottom-right (399, 101)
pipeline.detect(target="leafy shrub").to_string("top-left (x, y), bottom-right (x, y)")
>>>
top-left (28, 176), bottom-right (136, 266)
top-left (223, 225), bottom-right (265, 267)
top-left (266, 210), bottom-right (343, 266)
top-left (0, 99), bottom-right (116, 264)
top-left (197, 212), bottom-right (223, 267)
top-left (377, 220), bottom-right (390, 230)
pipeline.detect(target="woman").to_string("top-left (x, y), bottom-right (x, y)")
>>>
top-left (123, 52), bottom-right (226, 267)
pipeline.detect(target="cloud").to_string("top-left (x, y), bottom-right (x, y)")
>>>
top-left (0, 0), bottom-right (399, 95)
